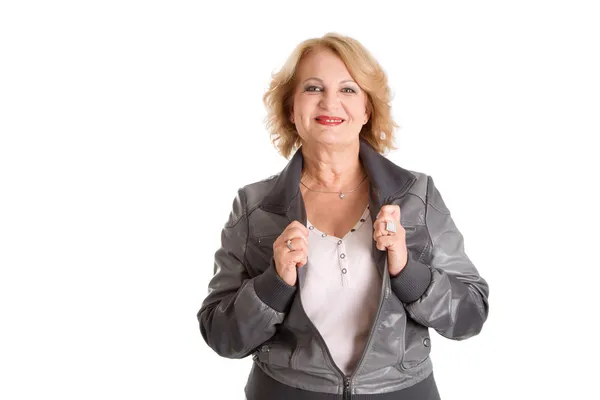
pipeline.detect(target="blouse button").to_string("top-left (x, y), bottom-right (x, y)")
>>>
top-left (360, 219), bottom-right (365, 222)
top-left (337, 240), bottom-right (342, 245)
top-left (308, 226), bottom-right (314, 230)
top-left (340, 253), bottom-right (346, 259)
top-left (321, 233), bottom-right (327, 237)
top-left (341, 268), bottom-right (347, 274)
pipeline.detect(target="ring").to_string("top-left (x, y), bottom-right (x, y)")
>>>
top-left (286, 239), bottom-right (294, 251)
top-left (385, 221), bottom-right (397, 234)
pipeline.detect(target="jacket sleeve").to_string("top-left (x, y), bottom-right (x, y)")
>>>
top-left (197, 188), bottom-right (297, 358)
top-left (389, 176), bottom-right (490, 340)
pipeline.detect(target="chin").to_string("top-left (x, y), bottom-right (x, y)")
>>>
top-left (310, 132), bottom-right (355, 145)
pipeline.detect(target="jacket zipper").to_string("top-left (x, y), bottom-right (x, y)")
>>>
top-left (347, 196), bottom-right (407, 381)
top-left (347, 262), bottom-right (390, 388)
top-left (296, 257), bottom-right (390, 399)
top-left (296, 276), bottom-right (350, 398)
top-left (343, 376), bottom-right (351, 399)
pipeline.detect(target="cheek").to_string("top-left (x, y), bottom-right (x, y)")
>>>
top-left (296, 98), bottom-right (318, 119)
top-left (347, 102), bottom-right (367, 121)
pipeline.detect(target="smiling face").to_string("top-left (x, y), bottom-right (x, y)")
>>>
top-left (290, 48), bottom-right (370, 148)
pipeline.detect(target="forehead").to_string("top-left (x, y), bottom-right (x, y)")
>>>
top-left (295, 48), bottom-right (352, 80)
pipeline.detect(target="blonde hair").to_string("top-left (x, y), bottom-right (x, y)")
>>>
top-left (263, 32), bottom-right (399, 159)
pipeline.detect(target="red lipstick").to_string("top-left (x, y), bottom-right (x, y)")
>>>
top-left (315, 115), bottom-right (344, 126)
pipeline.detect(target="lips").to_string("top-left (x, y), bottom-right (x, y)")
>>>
top-left (315, 115), bottom-right (345, 126)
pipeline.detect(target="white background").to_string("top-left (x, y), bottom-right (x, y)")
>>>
top-left (1, 1), bottom-right (599, 399)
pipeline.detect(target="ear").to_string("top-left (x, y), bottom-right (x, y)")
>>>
top-left (289, 109), bottom-right (295, 124)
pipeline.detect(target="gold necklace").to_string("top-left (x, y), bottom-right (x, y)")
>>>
top-left (299, 175), bottom-right (368, 199)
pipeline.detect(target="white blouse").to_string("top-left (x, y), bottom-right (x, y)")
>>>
top-left (300, 204), bottom-right (382, 375)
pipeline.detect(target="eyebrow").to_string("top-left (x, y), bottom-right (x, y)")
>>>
top-left (302, 77), bottom-right (357, 85)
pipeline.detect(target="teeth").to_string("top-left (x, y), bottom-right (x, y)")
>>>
top-left (321, 119), bottom-right (342, 123)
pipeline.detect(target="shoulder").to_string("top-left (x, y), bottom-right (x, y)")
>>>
top-left (403, 169), bottom-right (449, 214)
top-left (403, 168), bottom-right (430, 204)
top-left (233, 173), bottom-right (281, 212)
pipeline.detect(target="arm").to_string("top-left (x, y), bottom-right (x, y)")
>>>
top-left (390, 176), bottom-right (490, 340)
top-left (197, 189), bottom-right (297, 358)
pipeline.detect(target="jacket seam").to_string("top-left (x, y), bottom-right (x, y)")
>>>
top-left (417, 242), bottom-right (429, 263)
top-left (426, 176), bottom-right (450, 215)
top-left (399, 191), bottom-right (425, 207)
top-left (385, 174), bottom-right (418, 203)
top-left (244, 292), bottom-right (281, 356)
top-left (423, 176), bottom-right (434, 260)
top-left (244, 175), bottom-right (279, 217)
top-left (240, 189), bottom-right (250, 271)
top-left (425, 176), bottom-right (447, 247)
top-left (224, 188), bottom-right (248, 228)
top-left (428, 201), bottom-right (450, 215)
top-left (225, 211), bottom-right (245, 228)
top-left (389, 182), bottom-right (430, 270)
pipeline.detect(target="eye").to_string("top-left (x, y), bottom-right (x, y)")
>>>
top-left (341, 87), bottom-right (357, 93)
top-left (305, 86), bottom-right (322, 92)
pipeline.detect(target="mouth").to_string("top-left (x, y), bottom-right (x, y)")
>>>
top-left (315, 116), bottom-right (345, 126)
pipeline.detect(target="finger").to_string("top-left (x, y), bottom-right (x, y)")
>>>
top-left (275, 236), bottom-right (304, 255)
top-left (375, 237), bottom-right (386, 251)
top-left (375, 235), bottom-right (400, 251)
top-left (373, 228), bottom-right (387, 241)
top-left (287, 227), bottom-right (309, 245)
top-left (289, 237), bottom-right (308, 254)
top-left (286, 223), bottom-right (309, 240)
top-left (373, 220), bottom-right (387, 240)
top-left (276, 227), bottom-right (308, 248)
top-left (288, 220), bottom-right (310, 236)
top-left (374, 227), bottom-right (398, 241)
top-left (275, 250), bottom-right (305, 270)
top-left (373, 216), bottom-right (403, 239)
top-left (376, 205), bottom-right (401, 221)
top-left (283, 248), bottom-right (308, 268)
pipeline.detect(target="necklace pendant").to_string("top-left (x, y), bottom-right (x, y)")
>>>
top-left (339, 193), bottom-right (345, 199)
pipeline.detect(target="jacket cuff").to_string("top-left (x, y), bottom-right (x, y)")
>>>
top-left (253, 258), bottom-right (297, 313)
top-left (390, 252), bottom-right (432, 303)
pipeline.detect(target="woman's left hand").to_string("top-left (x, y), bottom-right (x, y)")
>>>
top-left (373, 205), bottom-right (408, 277)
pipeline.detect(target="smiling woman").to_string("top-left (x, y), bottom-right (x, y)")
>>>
top-left (197, 32), bottom-right (489, 400)
top-left (263, 33), bottom-right (398, 159)
top-left (290, 50), bottom-right (371, 152)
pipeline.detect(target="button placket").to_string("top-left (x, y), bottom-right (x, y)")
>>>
top-left (338, 242), bottom-right (348, 286)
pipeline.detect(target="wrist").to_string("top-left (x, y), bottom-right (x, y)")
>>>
top-left (389, 254), bottom-right (408, 277)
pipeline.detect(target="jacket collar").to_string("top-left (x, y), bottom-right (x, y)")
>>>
top-left (258, 138), bottom-right (416, 223)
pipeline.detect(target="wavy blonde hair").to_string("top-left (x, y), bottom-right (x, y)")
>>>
top-left (263, 32), bottom-right (399, 159)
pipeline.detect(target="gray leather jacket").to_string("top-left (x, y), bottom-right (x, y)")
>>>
top-left (198, 139), bottom-right (489, 398)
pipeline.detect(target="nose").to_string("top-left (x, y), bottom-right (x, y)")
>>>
top-left (319, 89), bottom-right (341, 110)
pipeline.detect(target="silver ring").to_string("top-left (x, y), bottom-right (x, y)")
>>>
top-left (385, 221), bottom-right (397, 234)
top-left (286, 239), bottom-right (294, 251)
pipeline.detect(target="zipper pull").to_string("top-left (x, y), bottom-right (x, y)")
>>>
top-left (343, 376), bottom-right (351, 399)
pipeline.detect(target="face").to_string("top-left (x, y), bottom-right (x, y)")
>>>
top-left (290, 48), bottom-right (370, 147)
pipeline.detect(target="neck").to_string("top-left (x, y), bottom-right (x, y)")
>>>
top-left (300, 140), bottom-right (365, 191)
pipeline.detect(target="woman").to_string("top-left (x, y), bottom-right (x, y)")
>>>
top-left (198, 32), bottom-right (489, 400)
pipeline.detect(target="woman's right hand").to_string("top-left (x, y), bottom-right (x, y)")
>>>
top-left (273, 221), bottom-right (309, 286)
